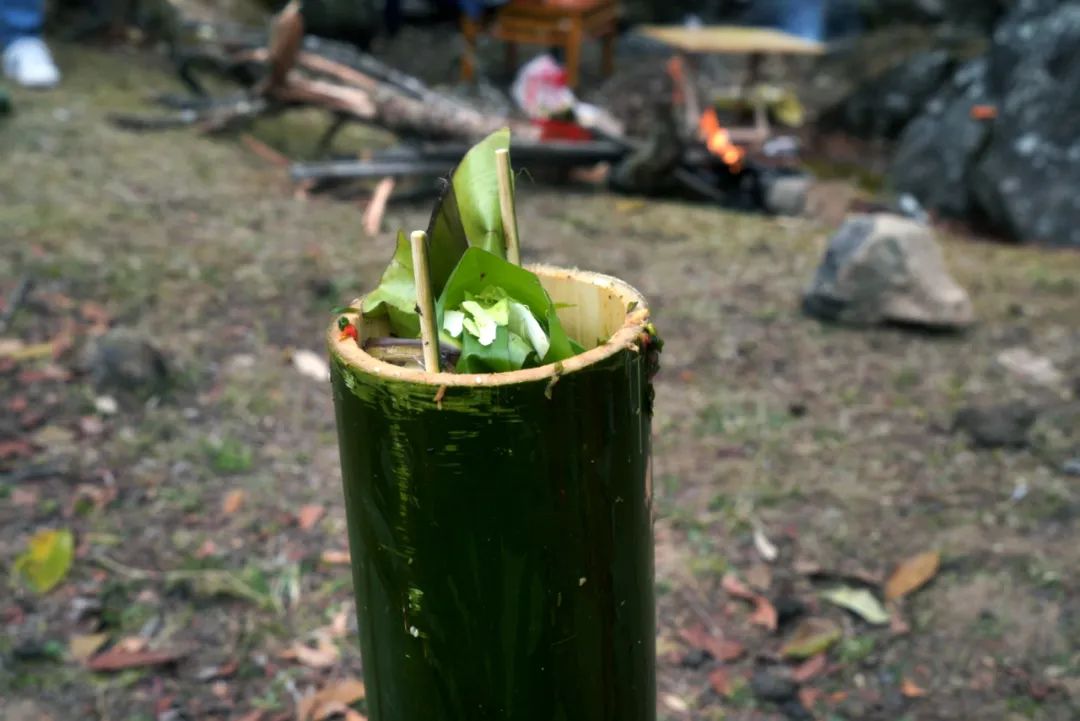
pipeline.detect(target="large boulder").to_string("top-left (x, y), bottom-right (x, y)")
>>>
top-left (862, 0), bottom-right (1008, 30)
top-left (802, 213), bottom-right (974, 328)
top-left (890, 0), bottom-right (1080, 247)
top-left (821, 49), bottom-right (958, 139)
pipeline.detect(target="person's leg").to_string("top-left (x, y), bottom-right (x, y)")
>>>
top-left (781, 0), bottom-right (825, 42)
top-left (0, 0), bottom-right (45, 48)
top-left (1, 0), bottom-right (60, 88)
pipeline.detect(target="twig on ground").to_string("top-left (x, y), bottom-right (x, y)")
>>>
top-left (362, 177), bottom-right (395, 237)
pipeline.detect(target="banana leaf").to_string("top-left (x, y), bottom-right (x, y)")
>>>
top-left (360, 230), bottom-right (421, 338)
top-left (435, 247), bottom-right (575, 372)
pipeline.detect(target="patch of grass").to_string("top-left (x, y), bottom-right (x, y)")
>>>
top-left (205, 437), bottom-right (254, 474)
top-left (836, 635), bottom-right (876, 664)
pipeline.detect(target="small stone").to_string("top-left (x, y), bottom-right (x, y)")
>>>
top-left (80, 328), bottom-right (170, 395)
top-left (94, 396), bottom-right (118, 414)
top-left (751, 669), bottom-right (798, 703)
top-left (680, 647), bottom-right (711, 669)
top-left (953, 402), bottom-right (1037, 449)
top-left (802, 214), bottom-right (974, 329)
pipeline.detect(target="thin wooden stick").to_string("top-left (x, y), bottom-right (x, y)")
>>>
top-left (409, 230), bottom-right (441, 373)
top-left (494, 148), bottom-right (521, 265)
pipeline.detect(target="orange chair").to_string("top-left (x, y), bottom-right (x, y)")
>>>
top-left (461, 0), bottom-right (618, 88)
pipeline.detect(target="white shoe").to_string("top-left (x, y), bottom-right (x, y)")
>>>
top-left (3, 37), bottom-right (61, 89)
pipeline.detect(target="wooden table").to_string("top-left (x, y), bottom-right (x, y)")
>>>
top-left (637, 25), bottom-right (824, 139)
top-left (461, 0), bottom-right (619, 88)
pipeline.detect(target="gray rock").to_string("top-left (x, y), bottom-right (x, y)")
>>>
top-left (751, 669), bottom-right (798, 703)
top-left (762, 173), bottom-right (811, 216)
top-left (890, 58), bottom-right (991, 219)
top-left (954, 401), bottom-right (1037, 448)
top-left (823, 49), bottom-right (958, 139)
top-left (890, 0), bottom-right (1080, 247)
top-left (802, 213), bottom-right (975, 328)
top-left (79, 328), bottom-right (170, 395)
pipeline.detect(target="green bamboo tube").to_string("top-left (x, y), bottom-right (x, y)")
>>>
top-left (328, 265), bottom-right (658, 721)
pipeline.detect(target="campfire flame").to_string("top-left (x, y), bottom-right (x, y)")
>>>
top-left (698, 109), bottom-right (745, 172)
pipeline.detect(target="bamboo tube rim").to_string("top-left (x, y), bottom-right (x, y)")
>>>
top-left (328, 265), bottom-right (650, 388)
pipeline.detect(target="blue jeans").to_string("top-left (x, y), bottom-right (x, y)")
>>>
top-left (0, 0), bottom-right (43, 50)
top-left (781, 0), bottom-right (825, 41)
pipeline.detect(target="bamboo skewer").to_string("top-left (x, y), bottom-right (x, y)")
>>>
top-left (494, 148), bottom-right (521, 265)
top-left (409, 230), bottom-right (441, 372)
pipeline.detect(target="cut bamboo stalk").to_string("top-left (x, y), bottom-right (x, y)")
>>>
top-left (409, 230), bottom-right (441, 372)
top-left (494, 148), bottom-right (521, 265)
top-left (327, 266), bottom-right (658, 721)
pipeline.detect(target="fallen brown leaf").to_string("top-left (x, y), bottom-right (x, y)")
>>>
top-left (7, 395), bottom-right (28, 413)
top-left (678, 625), bottom-right (744, 662)
top-left (296, 678), bottom-right (366, 721)
top-left (798, 686), bottom-right (823, 710)
top-left (87, 645), bottom-right (184, 672)
top-left (69, 633), bottom-right (109, 661)
top-left (328, 609), bottom-right (349, 638)
top-left (828, 690), bottom-right (848, 704)
top-left (781, 618), bottom-right (841, 659)
top-left (0, 439), bottom-right (33, 460)
top-left (791, 653), bottom-right (828, 683)
top-left (281, 633), bottom-right (340, 669)
top-left (749, 596), bottom-right (778, 631)
top-left (321, 549), bottom-right (351, 565)
top-left (721, 573), bottom-right (755, 601)
top-left (708, 667), bottom-right (733, 696)
top-left (885, 551), bottom-right (940, 600)
top-left (901, 678), bottom-right (927, 698)
top-left (297, 504), bottom-right (326, 531)
top-left (194, 539), bottom-right (218, 559)
top-left (222, 489), bottom-right (246, 515)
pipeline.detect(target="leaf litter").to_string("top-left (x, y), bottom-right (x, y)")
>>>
top-left (885, 550), bottom-right (940, 601)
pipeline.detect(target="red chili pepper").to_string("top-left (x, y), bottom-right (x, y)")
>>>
top-left (339, 323), bottom-right (358, 342)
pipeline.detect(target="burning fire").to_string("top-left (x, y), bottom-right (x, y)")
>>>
top-left (698, 109), bottom-right (745, 172)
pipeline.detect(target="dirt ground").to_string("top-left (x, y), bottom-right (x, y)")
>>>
top-left (2, 44), bottom-right (1079, 721)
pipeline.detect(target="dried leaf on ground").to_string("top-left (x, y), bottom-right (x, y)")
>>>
top-left (69, 633), bottom-right (109, 661)
top-left (222, 489), bottom-right (246, 515)
top-left (721, 573), bottom-right (756, 601)
top-left (297, 504), bottom-right (326, 530)
top-left (753, 525), bottom-right (778, 562)
top-left (709, 667), bottom-right (733, 696)
top-left (296, 678), bottom-right (366, 721)
top-left (14, 528), bottom-right (74, 593)
top-left (750, 596), bottom-right (779, 631)
top-left (678, 624), bottom-right (744, 662)
top-left (901, 678), bottom-right (927, 697)
top-left (234, 712), bottom-right (265, 721)
top-left (885, 551), bottom-right (940, 600)
top-left (293, 349), bottom-right (330, 381)
top-left (321, 549), bottom-right (351, 565)
top-left (86, 645), bottom-right (185, 671)
top-left (328, 609), bottom-right (349, 638)
top-left (798, 686), bottom-right (823, 710)
top-left (781, 618), bottom-right (842, 659)
top-left (0, 439), bottom-right (34, 459)
top-left (822, 587), bottom-right (890, 625)
top-left (723, 572), bottom-right (778, 630)
top-left (791, 653), bottom-right (828, 683)
top-left (281, 632), bottom-right (340, 669)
